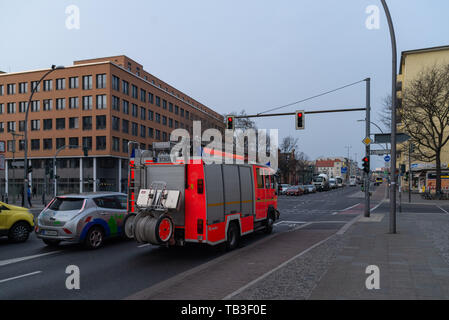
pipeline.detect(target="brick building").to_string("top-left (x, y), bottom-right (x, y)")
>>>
top-left (0, 55), bottom-right (224, 199)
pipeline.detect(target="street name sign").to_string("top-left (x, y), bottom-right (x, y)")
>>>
top-left (370, 149), bottom-right (391, 156)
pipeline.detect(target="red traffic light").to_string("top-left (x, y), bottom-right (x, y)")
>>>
top-left (226, 116), bottom-right (235, 130)
top-left (295, 110), bottom-right (305, 130)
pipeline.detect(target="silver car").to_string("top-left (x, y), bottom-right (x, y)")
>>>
top-left (36, 192), bottom-right (128, 249)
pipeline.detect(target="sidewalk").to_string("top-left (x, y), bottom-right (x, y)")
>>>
top-left (234, 184), bottom-right (449, 300)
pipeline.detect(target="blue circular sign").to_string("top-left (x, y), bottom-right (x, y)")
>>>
top-left (384, 155), bottom-right (391, 162)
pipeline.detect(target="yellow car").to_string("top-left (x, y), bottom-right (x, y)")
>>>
top-left (0, 202), bottom-right (35, 242)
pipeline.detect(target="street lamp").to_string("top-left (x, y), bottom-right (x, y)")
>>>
top-left (380, 0), bottom-right (398, 234)
top-left (23, 65), bottom-right (64, 208)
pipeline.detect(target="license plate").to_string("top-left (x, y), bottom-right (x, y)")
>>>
top-left (42, 230), bottom-right (58, 236)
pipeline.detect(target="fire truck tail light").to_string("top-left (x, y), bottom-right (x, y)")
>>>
top-left (197, 179), bottom-right (204, 194)
top-left (197, 219), bottom-right (204, 234)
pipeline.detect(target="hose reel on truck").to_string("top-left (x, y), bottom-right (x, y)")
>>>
top-left (133, 181), bottom-right (181, 245)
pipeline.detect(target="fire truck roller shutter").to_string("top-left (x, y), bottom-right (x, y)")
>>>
top-left (146, 165), bottom-right (185, 226)
top-left (205, 164), bottom-right (225, 225)
top-left (238, 165), bottom-right (254, 217)
top-left (223, 165), bottom-right (242, 215)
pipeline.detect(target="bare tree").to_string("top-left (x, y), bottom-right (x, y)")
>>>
top-left (379, 95), bottom-right (392, 131)
top-left (278, 136), bottom-right (299, 184)
top-left (400, 63), bottom-right (449, 195)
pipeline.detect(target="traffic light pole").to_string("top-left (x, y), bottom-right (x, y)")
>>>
top-left (364, 78), bottom-right (371, 218)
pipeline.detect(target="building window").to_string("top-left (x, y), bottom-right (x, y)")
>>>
top-left (7, 102), bottom-right (16, 114)
top-left (0, 85), bottom-right (3, 96)
top-left (7, 121), bottom-right (16, 133)
top-left (148, 92), bottom-right (154, 104)
top-left (122, 119), bottom-right (129, 134)
top-left (96, 74), bottom-right (106, 89)
top-left (174, 105), bottom-right (179, 114)
top-left (56, 138), bottom-right (65, 149)
top-left (156, 129), bottom-right (161, 140)
top-left (0, 103), bottom-right (3, 114)
top-left (162, 132), bottom-right (167, 141)
top-left (112, 96), bottom-right (120, 111)
top-left (56, 98), bottom-right (65, 110)
top-left (83, 116), bottom-right (92, 130)
top-left (43, 119), bottom-right (52, 130)
top-left (69, 137), bottom-right (79, 147)
top-left (140, 125), bottom-right (146, 138)
top-left (155, 113), bottom-right (161, 123)
top-left (112, 116), bottom-right (120, 131)
top-left (132, 104), bottom-right (138, 117)
top-left (56, 78), bottom-right (65, 90)
top-left (140, 89), bottom-right (146, 102)
top-left (96, 95), bottom-right (107, 109)
top-left (83, 137), bottom-right (92, 150)
top-left (122, 139), bottom-right (129, 153)
top-left (7, 83), bottom-right (16, 95)
top-left (122, 100), bottom-right (129, 114)
top-left (19, 120), bottom-right (25, 132)
top-left (31, 120), bottom-right (40, 131)
top-left (69, 77), bottom-right (79, 89)
top-left (96, 136), bottom-right (106, 150)
top-left (169, 102), bottom-right (173, 112)
top-left (31, 139), bottom-right (40, 150)
top-left (169, 118), bottom-right (173, 128)
top-left (180, 108), bottom-right (184, 117)
top-left (19, 101), bottom-right (26, 113)
top-left (155, 96), bottom-right (160, 106)
top-left (82, 96), bottom-right (93, 110)
top-left (19, 82), bottom-right (28, 94)
top-left (148, 110), bottom-right (154, 121)
top-left (112, 137), bottom-right (120, 152)
top-left (186, 111), bottom-right (190, 119)
top-left (43, 80), bottom-right (52, 91)
top-left (132, 122), bottom-right (138, 136)
top-left (56, 118), bottom-right (65, 130)
top-left (148, 127), bottom-right (154, 138)
top-left (132, 85), bottom-right (138, 99)
top-left (175, 120), bottom-right (179, 129)
top-left (82, 75), bottom-right (92, 90)
top-left (122, 80), bottom-right (129, 95)
top-left (0, 122), bottom-right (4, 133)
top-left (43, 139), bottom-right (52, 150)
top-left (69, 97), bottom-right (79, 109)
top-left (43, 99), bottom-right (53, 111)
top-left (162, 99), bottom-right (167, 109)
top-left (31, 81), bottom-right (40, 92)
top-left (69, 117), bottom-right (79, 129)
top-left (140, 107), bottom-right (146, 120)
top-left (112, 75), bottom-right (120, 91)
top-left (96, 115), bottom-right (106, 130)
top-left (162, 116), bottom-right (167, 126)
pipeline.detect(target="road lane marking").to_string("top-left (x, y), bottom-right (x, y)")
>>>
top-left (436, 205), bottom-right (449, 215)
top-left (137, 244), bottom-right (151, 248)
top-left (0, 251), bottom-right (61, 267)
top-left (274, 221), bottom-right (307, 226)
top-left (0, 271), bottom-right (42, 284)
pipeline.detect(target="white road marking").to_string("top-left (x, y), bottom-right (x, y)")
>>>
top-left (341, 203), bottom-right (361, 212)
top-left (137, 244), bottom-right (151, 248)
top-left (0, 271), bottom-right (42, 284)
top-left (436, 205), bottom-right (449, 215)
top-left (274, 220), bottom-right (307, 226)
top-left (0, 251), bottom-right (61, 267)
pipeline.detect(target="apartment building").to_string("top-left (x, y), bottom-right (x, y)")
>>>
top-left (0, 55), bottom-right (224, 198)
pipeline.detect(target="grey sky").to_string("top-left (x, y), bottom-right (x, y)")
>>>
top-left (1, 0), bottom-right (448, 169)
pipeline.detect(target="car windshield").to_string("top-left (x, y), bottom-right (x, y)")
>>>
top-left (313, 177), bottom-right (323, 182)
top-left (49, 198), bottom-right (85, 211)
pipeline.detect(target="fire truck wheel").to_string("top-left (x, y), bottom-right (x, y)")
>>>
top-left (123, 213), bottom-right (137, 240)
top-left (225, 222), bottom-right (240, 251)
top-left (156, 215), bottom-right (174, 244)
top-left (265, 209), bottom-right (275, 234)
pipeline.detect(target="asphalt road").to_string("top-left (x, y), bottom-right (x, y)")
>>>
top-left (0, 185), bottom-right (366, 300)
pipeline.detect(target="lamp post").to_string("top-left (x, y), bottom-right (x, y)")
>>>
top-left (380, 0), bottom-right (398, 234)
top-left (23, 65), bottom-right (64, 208)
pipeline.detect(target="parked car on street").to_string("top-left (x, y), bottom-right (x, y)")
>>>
top-left (280, 184), bottom-right (291, 195)
top-left (305, 184), bottom-right (317, 193)
top-left (286, 186), bottom-right (303, 196)
top-left (329, 178), bottom-right (337, 189)
top-left (36, 192), bottom-right (128, 249)
top-left (0, 202), bottom-right (35, 242)
top-left (375, 177), bottom-right (383, 186)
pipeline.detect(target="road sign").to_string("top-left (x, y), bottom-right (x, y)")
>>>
top-left (341, 167), bottom-right (347, 174)
top-left (362, 137), bottom-right (372, 145)
top-left (384, 155), bottom-right (391, 162)
top-left (374, 133), bottom-right (410, 144)
top-left (370, 149), bottom-right (391, 156)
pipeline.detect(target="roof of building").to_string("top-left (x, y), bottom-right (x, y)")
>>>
top-left (400, 45), bottom-right (449, 74)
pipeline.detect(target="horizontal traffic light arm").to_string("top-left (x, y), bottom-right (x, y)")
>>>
top-left (231, 107), bottom-right (366, 119)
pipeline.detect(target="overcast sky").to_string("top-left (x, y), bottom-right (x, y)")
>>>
top-left (1, 0), bottom-right (448, 169)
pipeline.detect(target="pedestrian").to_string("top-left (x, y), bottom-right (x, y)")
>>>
top-left (27, 185), bottom-right (32, 208)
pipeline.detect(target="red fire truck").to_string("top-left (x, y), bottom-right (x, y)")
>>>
top-left (124, 149), bottom-right (280, 250)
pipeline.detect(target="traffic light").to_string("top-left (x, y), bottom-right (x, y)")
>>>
top-left (400, 164), bottom-right (406, 175)
top-left (83, 146), bottom-right (89, 157)
top-left (362, 156), bottom-right (370, 174)
top-left (295, 110), bottom-right (305, 130)
top-left (226, 116), bottom-right (235, 130)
